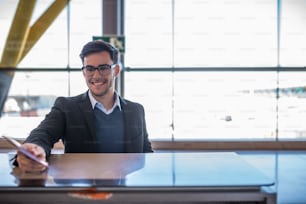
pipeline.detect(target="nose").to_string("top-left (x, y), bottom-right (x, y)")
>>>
top-left (93, 68), bottom-right (102, 77)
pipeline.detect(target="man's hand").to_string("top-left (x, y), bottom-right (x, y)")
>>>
top-left (16, 143), bottom-right (48, 173)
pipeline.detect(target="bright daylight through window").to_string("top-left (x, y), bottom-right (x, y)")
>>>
top-left (0, 0), bottom-right (306, 141)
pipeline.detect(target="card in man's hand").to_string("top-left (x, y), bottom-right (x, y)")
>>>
top-left (2, 135), bottom-right (48, 167)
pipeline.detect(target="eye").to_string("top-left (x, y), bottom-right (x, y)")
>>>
top-left (98, 64), bottom-right (111, 70)
top-left (85, 66), bottom-right (95, 71)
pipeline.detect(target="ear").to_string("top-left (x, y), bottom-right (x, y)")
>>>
top-left (113, 64), bottom-right (121, 78)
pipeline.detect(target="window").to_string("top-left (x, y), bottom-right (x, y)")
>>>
top-left (1, 0), bottom-right (305, 142)
top-left (124, 0), bottom-right (305, 141)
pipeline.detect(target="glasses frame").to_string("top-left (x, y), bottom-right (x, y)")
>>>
top-left (82, 64), bottom-right (116, 75)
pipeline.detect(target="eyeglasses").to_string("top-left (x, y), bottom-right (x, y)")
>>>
top-left (82, 64), bottom-right (116, 75)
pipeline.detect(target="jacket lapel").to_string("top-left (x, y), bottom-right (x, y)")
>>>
top-left (78, 92), bottom-right (96, 140)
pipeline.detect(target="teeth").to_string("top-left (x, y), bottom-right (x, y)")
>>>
top-left (91, 81), bottom-right (105, 85)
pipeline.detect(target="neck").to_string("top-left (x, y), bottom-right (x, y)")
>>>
top-left (93, 91), bottom-right (116, 111)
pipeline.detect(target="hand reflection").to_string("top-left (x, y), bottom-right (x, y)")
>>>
top-left (11, 167), bottom-right (50, 187)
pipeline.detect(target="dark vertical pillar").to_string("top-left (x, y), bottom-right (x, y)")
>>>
top-left (102, 0), bottom-right (125, 97)
top-left (0, 71), bottom-right (14, 115)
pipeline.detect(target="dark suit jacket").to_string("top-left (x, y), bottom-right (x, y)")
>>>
top-left (25, 91), bottom-right (153, 157)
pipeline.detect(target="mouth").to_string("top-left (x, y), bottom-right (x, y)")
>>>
top-left (90, 79), bottom-right (107, 86)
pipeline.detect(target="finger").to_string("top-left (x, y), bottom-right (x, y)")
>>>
top-left (26, 145), bottom-right (46, 160)
top-left (17, 153), bottom-right (47, 173)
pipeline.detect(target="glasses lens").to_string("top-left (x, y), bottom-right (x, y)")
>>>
top-left (83, 64), bottom-right (114, 74)
top-left (84, 66), bottom-right (95, 72)
top-left (97, 64), bottom-right (111, 71)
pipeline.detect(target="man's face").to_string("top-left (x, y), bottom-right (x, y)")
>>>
top-left (82, 51), bottom-right (118, 98)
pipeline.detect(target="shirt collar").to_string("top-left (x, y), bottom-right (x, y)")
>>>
top-left (88, 91), bottom-right (122, 112)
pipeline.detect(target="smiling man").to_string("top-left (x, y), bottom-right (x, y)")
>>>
top-left (15, 40), bottom-right (153, 173)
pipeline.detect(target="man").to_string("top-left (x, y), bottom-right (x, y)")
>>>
top-left (16, 40), bottom-right (153, 173)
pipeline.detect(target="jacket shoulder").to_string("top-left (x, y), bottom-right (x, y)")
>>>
top-left (54, 92), bottom-right (88, 106)
top-left (120, 97), bottom-right (143, 107)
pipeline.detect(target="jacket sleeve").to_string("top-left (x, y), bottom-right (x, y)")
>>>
top-left (141, 106), bottom-right (154, 153)
top-left (25, 97), bottom-right (67, 157)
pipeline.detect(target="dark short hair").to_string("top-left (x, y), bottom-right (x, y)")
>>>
top-left (79, 40), bottom-right (119, 64)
